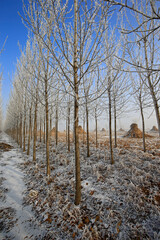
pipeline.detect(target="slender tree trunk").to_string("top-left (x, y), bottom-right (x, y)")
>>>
top-left (20, 114), bottom-right (23, 148)
top-left (13, 126), bottom-right (15, 140)
top-left (33, 102), bottom-right (37, 162)
top-left (86, 104), bottom-right (90, 157)
top-left (83, 115), bottom-right (85, 145)
top-left (45, 75), bottom-right (50, 177)
top-left (140, 98), bottom-right (146, 152)
top-left (33, 79), bottom-right (39, 162)
top-left (55, 105), bottom-right (58, 146)
top-left (95, 115), bottom-right (98, 148)
top-left (23, 115), bottom-right (26, 152)
top-left (66, 117), bottom-right (68, 146)
top-left (44, 116), bottom-right (45, 144)
top-left (74, 0), bottom-right (81, 205)
top-left (27, 105), bottom-right (32, 155)
top-left (23, 87), bottom-right (27, 151)
top-left (114, 98), bottom-right (117, 148)
top-left (23, 109), bottom-right (26, 152)
top-left (14, 127), bottom-right (16, 140)
top-left (144, 40), bottom-right (160, 137)
top-left (50, 113), bottom-right (52, 144)
top-left (108, 85), bottom-right (114, 164)
top-left (68, 103), bottom-right (70, 152)
top-left (26, 125), bottom-right (28, 141)
top-left (40, 117), bottom-right (42, 142)
top-left (36, 118), bottom-right (37, 142)
top-left (31, 123), bottom-right (33, 140)
top-left (148, 78), bottom-right (160, 136)
top-left (16, 119), bottom-right (19, 144)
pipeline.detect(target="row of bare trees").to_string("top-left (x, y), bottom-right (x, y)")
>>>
top-left (4, 0), bottom-right (159, 205)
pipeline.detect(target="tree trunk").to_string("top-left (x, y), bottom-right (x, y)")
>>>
top-left (50, 113), bottom-right (52, 144)
top-left (114, 98), bottom-right (117, 148)
top-left (27, 105), bottom-right (32, 155)
top-left (74, 0), bottom-right (81, 205)
top-left (55, 105), bottom-right (58, 146)
top-left (33, 102), bottom-right (37, 162)
top-left (16, 119), bottom-right (19, 144)
top-left (86, 104), bottom-right (90, 157)
top-left (83, 115), bottom-right (85, 145)
top-left (95, 115), bottom-right (98, 148)
top-left (40, 117), bottom-right (42, 142)
top-left (148, 78), bottom-right (160, 137)
top-left (33, 79), bottom-right (39, 162)
top-left (43, 116), bottom-right (45, 144)
top-left (68, 103), bottom-right (70, 152)
top-left (140, 98), bottom-right (146, 152)
top-left (144, 40), bottom-right (160, 137)
top-left (20, 114), bottom-right (23, 148)
top-left (23, 110), bottom-right (26, 152)
top-left (66, 117), bottom-right (68, 146)
top-left (23, 116), bottom-right (26, 152)
top-left (108, 85), bottom-right (114, 164)
top-left (26, 125), bottom-right (28, 141)
top-left (45, 75), bottom-right (50, 177)
top-left (31, 123), bottom-right (33, 140)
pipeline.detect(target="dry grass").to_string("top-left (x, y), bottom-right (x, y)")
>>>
top-left (39, 130), bottom-right (160, 154)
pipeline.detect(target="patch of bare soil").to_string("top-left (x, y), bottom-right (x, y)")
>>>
top-left (0, 143), bottom-right (13, 151)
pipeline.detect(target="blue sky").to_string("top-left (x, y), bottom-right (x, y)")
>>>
top-left (0, 0), bottom-right (28, 114)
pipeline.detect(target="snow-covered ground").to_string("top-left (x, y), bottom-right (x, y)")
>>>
top-left (0, 133), bottom-right (47, 239)
top-left (22, 133), bottom-right (160, 239)
top-left (0, 132), bottom-right (160, 239)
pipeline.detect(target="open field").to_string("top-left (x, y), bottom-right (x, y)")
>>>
top-left (0, 131), bottom-right (159, 239)
top-left (47, 130), bottom-right (160, 153)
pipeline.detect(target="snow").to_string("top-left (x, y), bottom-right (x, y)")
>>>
top-left (0, 133), bottom-right (47, 239)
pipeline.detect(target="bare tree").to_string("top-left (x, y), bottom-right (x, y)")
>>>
top-left (105, 0), bottom-right (160, 135)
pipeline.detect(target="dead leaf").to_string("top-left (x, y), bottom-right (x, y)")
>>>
top-left (82, 216), bottom-right (90, 224)
top-left (44, 213), bottom-right (52, 223)
top-left (90, 190), bottom-right (95, 195)
top-left (117, 220), bottom-right (122, 233)
top-left (154, 195), bottom-right (160, 205)
top-left (72, 232), bottom-right (76, 238)
top-left (78, 222), bottom-right (84, 229)
top-left (95, 215), bottom-right (100, 222)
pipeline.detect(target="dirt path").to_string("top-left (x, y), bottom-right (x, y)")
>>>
top-left (0, 133), bottom-right (46, 240)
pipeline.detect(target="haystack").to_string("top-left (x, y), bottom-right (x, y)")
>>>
top-left (118, 128), bottom-right (125, 132)
top-left (150, 126), bottom-right (158, 132)
top-left (78, 125), bottom-right (86, 134)
top-left (101, 128), bottom-right (106, 132)
top-left (125, 123), bottom-right (152, 138)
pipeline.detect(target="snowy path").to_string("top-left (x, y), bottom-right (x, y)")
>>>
top-left (0, 133), bottom-right (46, 240)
